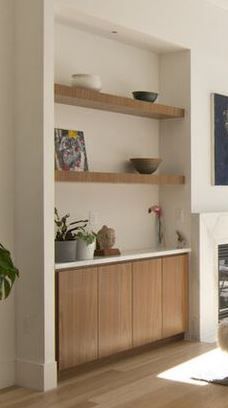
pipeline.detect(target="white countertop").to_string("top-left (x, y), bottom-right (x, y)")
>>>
top-left (55, 247), bottom-right (191, 271)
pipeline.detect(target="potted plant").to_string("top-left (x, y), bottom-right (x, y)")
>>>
top-left (76, 229), bottom-right (96, 260)
top-left (0, 243), bottom-right (19, 300)
top-left (55, 208), bottom-right (88, 263)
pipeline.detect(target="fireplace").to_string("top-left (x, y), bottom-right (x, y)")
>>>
top-left (218, 244), bottom-right (228, 321)
top-left (191, 212), bottom-right (228, 343)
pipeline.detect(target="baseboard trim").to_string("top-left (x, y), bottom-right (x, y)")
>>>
top-left (16, 359), bottom-right (57, 391)
top-left (0, 361), bottom-right (15, 390)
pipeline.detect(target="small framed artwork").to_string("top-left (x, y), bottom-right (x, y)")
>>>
top-left (55, 128), bottom-right (88, 171)
top-left (212, 93), bottom-right (228, 185)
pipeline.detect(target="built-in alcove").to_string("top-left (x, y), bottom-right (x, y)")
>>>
top-left (192, 213), bottom-right (228, 342)
top-left (54, 18), bottom-right (191, 251)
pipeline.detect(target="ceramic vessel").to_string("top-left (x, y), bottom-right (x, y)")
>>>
top-left (130, 158), bottom-right (162, 174)
top-left (132, 91), bottom-right (158, 103)
top-left (55, 240), bottom-right (77, 263)
top-left (72, 74), bottom-right (102, 91)
top-left (77, 239), bottom-right (96, 260)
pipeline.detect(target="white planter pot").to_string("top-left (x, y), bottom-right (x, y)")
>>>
top-left (77, 239), bottom-right (96, 260)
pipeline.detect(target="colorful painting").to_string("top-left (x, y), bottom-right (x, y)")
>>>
top-left (213, 93), bottom-right (228, 185)
top-left (55, 129), bottom-right (88, 172)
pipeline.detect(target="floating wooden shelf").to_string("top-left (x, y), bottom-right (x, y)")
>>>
top-left (55, 84), bottom-right (185, 120)
top-left (55, 171), bottom-right (185, 185)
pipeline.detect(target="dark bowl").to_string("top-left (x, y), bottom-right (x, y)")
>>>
top-left (130, 158), bottom-right (162, 174)
top-left (132, 91), bottom-right (158, 103)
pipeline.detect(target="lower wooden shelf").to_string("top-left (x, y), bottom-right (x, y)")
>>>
top-left (55, 170), bottom-right (185, 185)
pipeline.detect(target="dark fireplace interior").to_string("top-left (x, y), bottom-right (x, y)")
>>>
top-left (219, 244), bottom-right (228, 321)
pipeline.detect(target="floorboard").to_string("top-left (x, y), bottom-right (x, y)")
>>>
top-left (1, 341), bottom-right (226, 408)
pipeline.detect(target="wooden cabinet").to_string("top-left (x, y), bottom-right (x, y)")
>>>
top-left (162, 255), bottom-right (188, 338)
top-left (98, 263), bottom-right (132, 357)
top-left (57, 267), bottom-right (98, 370)
top-left (133, 259), bottom-right (162, 347)
top-left (56, 253), bottom-right (189, 370)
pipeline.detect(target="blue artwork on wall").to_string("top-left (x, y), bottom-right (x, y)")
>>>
top-left (213, 93), bottom-right (228, 185)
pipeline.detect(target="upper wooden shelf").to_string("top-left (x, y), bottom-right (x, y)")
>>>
top-left (54, 84), bottom-right (185, 120)
top-left (55, 171), bottom-right (185, 185)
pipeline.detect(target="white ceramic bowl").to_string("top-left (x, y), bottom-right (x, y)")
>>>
top-left (72, 74), bottom-right (102, 91)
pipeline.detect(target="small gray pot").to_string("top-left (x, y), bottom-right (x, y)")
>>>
top-left (55, 240), bottom-right (77, 263)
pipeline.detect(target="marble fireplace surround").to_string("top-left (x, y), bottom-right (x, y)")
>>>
top-left (195, 212), bottom-right (228, 343)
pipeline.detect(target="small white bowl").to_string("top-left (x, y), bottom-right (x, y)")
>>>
top-left (72, 74), bottom-right (102, 91)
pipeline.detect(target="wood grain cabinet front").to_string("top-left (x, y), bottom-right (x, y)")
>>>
top-left (162, 255), bottom-right (188, 338)
top-left (56, 254), bottom-right (189, 370)
top-left (133, 258), bottom-right (162, 347)
top-left (98, 263), bottom-right (132, 358)
top-left (57, 267), bottom-right (98, 370)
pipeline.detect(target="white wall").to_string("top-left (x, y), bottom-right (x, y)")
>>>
top-left (191, 48), bottom-right (228, 212)
top-left (14, 0), bottom-right (56, 391)
top-left (55, 0), bottom-right (228, 213)
top-left (0, 0), bottom-right (15, 389)
top-left (1, 0), bottom-right (228, 390)
top-left (159, 51), bottom-right (194, 337)
top-left (55, 24), bottom-right (160, 250)
top-left (53, 1), bottom-right (228, 344)
top-left (159, 51), bottom-right (191, 247)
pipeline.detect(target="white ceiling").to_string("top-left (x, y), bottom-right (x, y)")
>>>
top-left (54, 2), bottom-right (184, 53)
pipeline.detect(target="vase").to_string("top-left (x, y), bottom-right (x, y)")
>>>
top-left (55, 240), bottom-right (77, 263)
top-left (77, 239), bottom-right (96, 260)
top-left (155, 216), bottom-right (163, 248)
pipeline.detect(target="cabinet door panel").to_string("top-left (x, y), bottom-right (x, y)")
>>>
top-left (98, 263), bottom-right (132, 358)
top-left (133, 259), bottom-right (162, 347)
top-left (162, 255), bottom-right (188, 338)
top-left (58, 268), bottom-right (98, 370)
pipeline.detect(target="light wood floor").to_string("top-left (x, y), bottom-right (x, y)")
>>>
top-left (1, 341), bottom-right (228, 408)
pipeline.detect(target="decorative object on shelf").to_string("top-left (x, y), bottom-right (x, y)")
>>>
top-left (132, 91), bottom-right (158, 103)
top-left (130, 158), bottom-right (162, 174)
top-left (0, 243), bottom-right (19, 300)
top-left (72, 74), bottom-right (102, 91)
top-left (176, 230), bottom-right (186, 249)
top-left (148, 205), bottom-right (163, 246)
top-left (76, 230), bottom-right (97, 260)
top-left (55, 128), bottom-right (88, 172)
top-left (95, 225), bottom-right (121, 256)
top-left (212, 93), bottom-right (228, 185)
top-left (55, 208), bottom-right (88, 263)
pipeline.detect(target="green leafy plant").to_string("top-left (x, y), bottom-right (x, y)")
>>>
top-left (77, 230), bottom-right (96, 246)
top-left (55, 208), bottom-right (88, 241)
top-left (0, 244), bottom-right (19, 300)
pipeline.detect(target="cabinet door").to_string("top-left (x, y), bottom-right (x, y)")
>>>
top-left (162, 255), bottom-right (188, 338)
top-left (57, 267), bottom-right (98, 370)
top-left (98, 263), bottom-right (132, 358)
top-left (133, 259), bottom-right (162, 347)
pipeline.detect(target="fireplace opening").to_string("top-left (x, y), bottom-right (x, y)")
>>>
top-left (219, 244), bottom-right (228, 321)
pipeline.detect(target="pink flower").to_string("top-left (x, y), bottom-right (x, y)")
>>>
top-left (148, 205), bottom-right (162, 218)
